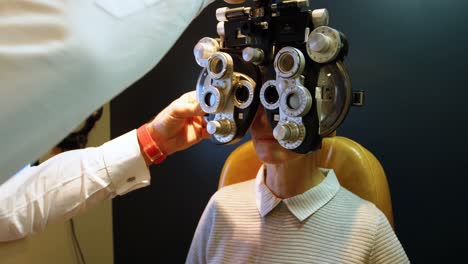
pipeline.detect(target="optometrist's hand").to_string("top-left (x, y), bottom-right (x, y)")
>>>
top-left (147, 91), bottom-right (210, 157)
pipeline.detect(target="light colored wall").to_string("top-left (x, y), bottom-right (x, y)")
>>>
top-left (0, 104), bottom-right (113, 264)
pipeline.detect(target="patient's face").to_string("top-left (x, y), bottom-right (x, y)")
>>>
top-left (250, 107), bottom-right (302, 164)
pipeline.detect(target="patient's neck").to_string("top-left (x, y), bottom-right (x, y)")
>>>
top-left (264, 153), bottom-right (325, 199)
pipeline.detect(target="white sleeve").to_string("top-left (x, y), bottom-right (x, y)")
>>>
top-left (0, 0), bottom-right (215, 181)
top-left (0, 130), bottom-right (150, 242)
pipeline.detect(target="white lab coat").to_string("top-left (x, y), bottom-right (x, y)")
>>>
top-left (0, 130), bottom-right (150, 241)
top-left (0, 0), bottom-right (213, 183)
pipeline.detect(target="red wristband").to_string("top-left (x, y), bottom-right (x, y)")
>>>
top-left (137, 124), bottom-right (167, 164)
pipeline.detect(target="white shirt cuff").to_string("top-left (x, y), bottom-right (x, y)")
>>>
top-left (101, 130), bottom-right (151, 195)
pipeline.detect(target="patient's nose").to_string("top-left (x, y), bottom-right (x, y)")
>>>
top-left (252, 106), bottom-right (271, 130)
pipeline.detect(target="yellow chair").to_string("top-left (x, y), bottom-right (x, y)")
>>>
top-left (219, 136), bottom-right (394, 228)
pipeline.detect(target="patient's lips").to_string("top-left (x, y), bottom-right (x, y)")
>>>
top-left (254, 134), bottom-right (277, 142)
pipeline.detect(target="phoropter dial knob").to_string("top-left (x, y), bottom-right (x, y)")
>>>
top-left (242, 47), bottom-right (264, 65)
top-left (273, 122), bottom-right (302, 142)
top-left (207, 119), bottom-right (235, 136)
top-left (194, 37), bottom-right (220, 68)
top-left (307, 26), bottom-right (342, 63)
top-left (311, 8), bottom-right (329, 27)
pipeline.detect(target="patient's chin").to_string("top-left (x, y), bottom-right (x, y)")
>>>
top-left (253, 141), bottom-right (294, 164)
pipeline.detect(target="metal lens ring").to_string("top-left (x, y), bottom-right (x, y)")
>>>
top-left (280, 85), bottom-right (312, 117)
top-left (233, 80), bottom-right (255, 109)
top-left (274, 47), bottom-right (306, 79)
top-left (207, 52), bottom-right (234, 80)
top-left (260, 80), bottom-right (280, 110)
top-left (199, 86), bottom-right (224, 114)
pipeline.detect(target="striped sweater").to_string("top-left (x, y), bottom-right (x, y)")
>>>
top-left (187, 167), bottom-right (409, 264)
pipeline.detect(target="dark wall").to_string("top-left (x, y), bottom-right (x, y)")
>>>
top-left (111, 1), bottom-right (468, 263)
